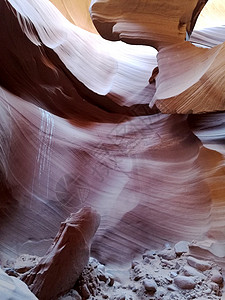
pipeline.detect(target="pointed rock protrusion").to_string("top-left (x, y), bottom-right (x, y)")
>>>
top-left (22, 207), bottom-right (100, 300)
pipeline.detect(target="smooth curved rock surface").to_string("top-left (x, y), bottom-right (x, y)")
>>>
top-left (0, 268), bottom-right (38, 300)
top-left (90, 0), bottom-right (207, 49)
top-left (0, 0), bottom-right (225, 271)
top-left (151, 41), bottom-right (225, 114)
top-left (50, 0), bottom-right (98, 33)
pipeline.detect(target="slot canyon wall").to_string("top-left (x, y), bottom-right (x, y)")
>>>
top-left (0, 0), bottom-right (225, 278)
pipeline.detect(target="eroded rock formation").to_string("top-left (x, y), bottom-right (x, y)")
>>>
top-left (0, 0), bottom-right (225, 294)
top-left (22, 207), bottom-right (100, 300)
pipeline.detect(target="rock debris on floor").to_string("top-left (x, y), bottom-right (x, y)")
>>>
top-left (59, 242), bottom-right (224, 300)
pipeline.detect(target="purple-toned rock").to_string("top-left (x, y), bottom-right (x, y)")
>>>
top-left (22, 207), bottom-right (100, 300)
top-left (182, 266), bottom-right (205, 278)
top-left (158, 249), bottom-right (176, 260)
top-left (174, 241), bottom-right (189, 256)
top-left (211, 269), bottom-right (223, 284)
top-left (174, 275), bottom-right (196, 289)
top-left (187, 256), bottom-right (211, 271)
top-left (143, 279), bottom-right (157, 292)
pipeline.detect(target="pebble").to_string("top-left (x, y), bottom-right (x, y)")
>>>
top-left (170, 271), bottom-right (178, 278)
top-left (131, 261), bottom-right (139, 269)
top-left (174, 275), bottom-right (196, 289)
top-left (4, 268), bottom-right (19, 277)
top-left (174, 241), bottom-right (189, 256)
top-left (210, 269), bottom-right (223, 284)
top-left (161, 259), bottom-right (174, 267)
top-left (102, 293), bottom-right (108, 299)
top-left (158, 249), bottom-right (176, 260)
top-left (143, 278), bottom-right (158, 292)
top-left (167, 284), bottom-right (178, 291)
top-left (89, 257), bottom-right (98, 269)
top-left (182, 266), bottom-right (205, 278)
top-left (175, 262), bottom-right (181, 270)
top-left (187, 256), bottom-right (211, 271)
top-left (134, 274), bottom-right (142, 281)
top-left (143, 257), bottom-right (150, 264)
top-left (97, 270), bottom-right (108, 282)
top-left (81, 284), bottom-right (90, 299)
top-left (143, 250), bottom-right (156, 259)
top-left (204, 288), bottom-right (212, 294)
top-left (97, 264), bottom-right (105, 272)
top-left (107, 274), bottom-right (115, 286)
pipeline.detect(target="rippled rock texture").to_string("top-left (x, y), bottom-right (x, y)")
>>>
top-left (0, 0), bottom-right (225, 277)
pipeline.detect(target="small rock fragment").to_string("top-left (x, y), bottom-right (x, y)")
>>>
top-left (170, 271), bottom-right (178, 278)
top-left (81, 284), bottom-right (90, 299)
top-left (4, 268), bottom-right (19, 277)
top-left (143, 257), bottom-right (150, 264)
top-left (131, 261), bottom-right (139, 269)
top-left (107, 274), bottom-right (114, 286)
top-left (143, 278), bottom-right (157, 292)
top-left (210, 282), bottom-right (220, 295)
top-left (97, 264), bottom-right (105, 273)
top-left (174, 275), bottom-right (196, 289)
top-left (210, 269), bottom-right (223, 284)
top-left (182, 266), bottom-right (205, 278)
top-left (143, 250), bottom-right (156, 259)
top-left (155, 287), bottom-right (165, 297)
top-left (175, 262), bottom-right (181, 270)
top-left (134, 274), bottom-right (142, 281)
top-left (204, 288), bottom-right (212, 294)
top-left (158, 249), bottom-right (176, 260)
top-left (187, 256), bottom-right (211, 271)
top-left (167, 284), bottom-right (178, 291)
top-left (161, 259), bottom-right (174, 268)
top-left (174, 241), bottom-right (189, 256)
top-left (97, 270), bottom-right (108, 282)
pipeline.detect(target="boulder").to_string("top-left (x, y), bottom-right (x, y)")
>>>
top-left (22, 207), bottom-right (100, 300)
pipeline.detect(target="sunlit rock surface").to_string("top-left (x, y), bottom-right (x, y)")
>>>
top-left (90, 0), bottom-right (207, 49)
top-left (0, 0), bottom-right (225, 274)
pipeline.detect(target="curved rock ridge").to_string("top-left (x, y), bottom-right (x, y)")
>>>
top-left (190, 25), bottom-right (225, 48)
top-left (151, 41), bottom-right (225, 114)
top-left (90, 0), bottom-right (207, 49)
top-left (194, 0), bottom-right (225, 30)
top-left (90, 0), bottom-right (225, 115)
top-left (0, 86), bottom-right (215, 264)
top-left (1, 0), bottom-right (158, 116)
top-left (188, 113), bottom-right (225, 245)
top-left (49, 0), bottom-right (98, 34)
